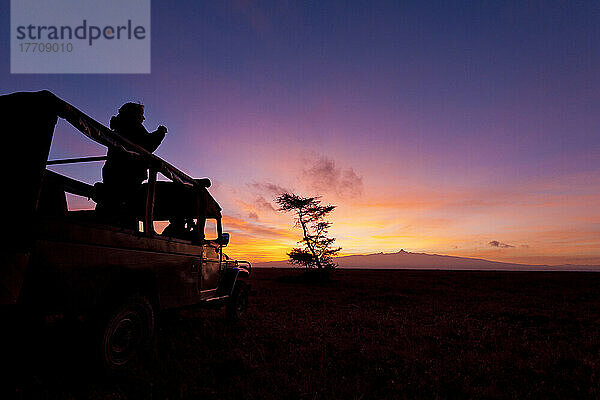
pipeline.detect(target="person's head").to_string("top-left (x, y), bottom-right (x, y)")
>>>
top-left (118, 102), bottom-right (145, 123)
top-left (169, 216), bottom-right (185, 227)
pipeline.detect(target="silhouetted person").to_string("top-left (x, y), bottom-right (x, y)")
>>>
top-left (186, 218), bottom-right (199, 241)
top-left (97, 102), bottom-right (167, 226)
top-left (162, 216), bottom-right (192, 240)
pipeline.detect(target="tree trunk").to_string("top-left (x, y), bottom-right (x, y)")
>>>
top-left (298, 210), bottom-right (322, 269)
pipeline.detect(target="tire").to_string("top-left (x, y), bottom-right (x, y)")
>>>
top-left (101, 296), bottom-right (154, 371)
top-left (226, 280), bottom-right (249, 322)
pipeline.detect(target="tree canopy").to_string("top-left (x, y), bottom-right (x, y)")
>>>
top-left (275, 193), bottom-right (341, 270)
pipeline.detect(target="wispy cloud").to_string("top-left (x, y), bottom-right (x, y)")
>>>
top-left (489, 240), bottom-right (515, 248)
top-left (249, 182), bottom-right (290, 197)
top-left (254, 195), bottom-right (277, 212)
top-left (223, 215), bottom-right (296, 240)
top-left (301, 154), bottom-right (363, 198)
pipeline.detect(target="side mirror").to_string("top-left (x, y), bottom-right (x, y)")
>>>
top-left (219, 232), bottom-right (230, 246)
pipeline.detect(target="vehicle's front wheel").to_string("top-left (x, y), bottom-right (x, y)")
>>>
top-left (226, 281), bottom-right (249, 322)
top-left (101, 296), bottom-right (154, 371)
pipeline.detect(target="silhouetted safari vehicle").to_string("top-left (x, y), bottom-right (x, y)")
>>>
top-left (0, 90), bottom-right (251, 370)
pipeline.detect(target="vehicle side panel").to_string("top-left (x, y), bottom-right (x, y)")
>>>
top-left (26, 218), bottom-right (206, 310)
top-left (201, 243), bottom-right (221, 291)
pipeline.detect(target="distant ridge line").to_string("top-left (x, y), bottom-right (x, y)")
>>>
top-left (252, 250), bottom-right (600, 272)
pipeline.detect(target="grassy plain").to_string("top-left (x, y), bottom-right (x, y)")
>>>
top-left (5, 268), bottom-right (600, 399)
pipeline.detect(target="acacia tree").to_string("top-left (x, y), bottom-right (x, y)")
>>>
top-left (275, 193), bottom-right (341, 270)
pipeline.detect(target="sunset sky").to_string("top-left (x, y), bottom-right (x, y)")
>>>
top-left (1, 1), bottom-right (599, 265)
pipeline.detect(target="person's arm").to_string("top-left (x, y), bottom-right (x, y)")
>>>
top-left (113, 118), bottom-right (166, 153)
top-left (141, 125), bottom-right (166, 153)
top-left (126, 123), bottom-right (166, 153)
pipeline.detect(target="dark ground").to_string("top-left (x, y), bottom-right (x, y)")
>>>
top-left (3, 268), bottom-right (600, 399)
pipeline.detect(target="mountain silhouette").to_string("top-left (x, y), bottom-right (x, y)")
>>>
top-left (254, 250), bottom-right (600, 271)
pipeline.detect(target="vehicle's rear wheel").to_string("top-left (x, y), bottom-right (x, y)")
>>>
top-left (226, 280), bottom-right (249, 322)
top-left (101, 296), bottom-right (154, 371)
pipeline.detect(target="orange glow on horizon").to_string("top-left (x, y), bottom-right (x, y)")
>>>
top-left (56, 164), bottom-right (600, 266)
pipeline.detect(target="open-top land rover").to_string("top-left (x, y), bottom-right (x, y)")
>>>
top-left (0, 90), bottom-right (251, 370)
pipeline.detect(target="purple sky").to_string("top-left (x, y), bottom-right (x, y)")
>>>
top-left (1, 1), bottom-right (599, 264)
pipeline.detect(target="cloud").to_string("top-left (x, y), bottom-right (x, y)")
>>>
top-left (242, 184), bottom-right (286, 218)
top-left (249, 182), bottom-right (290, 197)
top-left (222, 215), bottom-right (296, 240)
top-left (302, 155), bottom-right (363, 198)
top-left (254, 195), bottom-right (277, 212)
top-left (489, 240), bottom-right (515, 248)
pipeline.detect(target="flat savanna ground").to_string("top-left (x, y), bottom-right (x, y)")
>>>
top-left (4, 268), bottom-right (600, 399)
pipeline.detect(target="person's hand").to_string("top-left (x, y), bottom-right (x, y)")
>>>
top-left (158, 125), bottom-right (168, 134)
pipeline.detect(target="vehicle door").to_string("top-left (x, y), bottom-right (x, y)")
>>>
top-left (200, 218), bottom-right (221, 291)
